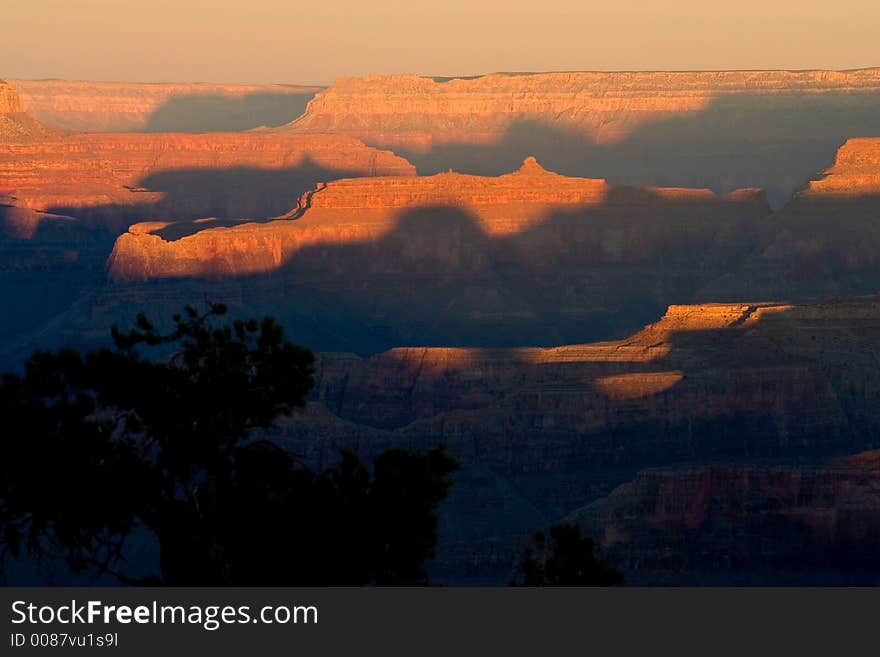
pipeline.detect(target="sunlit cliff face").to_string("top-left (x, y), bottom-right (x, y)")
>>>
top-left (701, 138), bottom-right (880, 301)
top-left (280, 70), bottom-right (880, 206)
top-left (286, 70), bottom-right (880, 148)
top-left (106, 157), bottom-right (767, 280)
top-left (6, 79), bottom-right (323, 133)
top-left (0, 136), bottom-right (415, 232)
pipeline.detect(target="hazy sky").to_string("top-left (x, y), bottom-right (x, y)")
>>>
top-left (3, 1), bottom-right (879, 84)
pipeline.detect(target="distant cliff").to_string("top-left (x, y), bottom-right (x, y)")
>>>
top-left (0, 131), bottom-right (415, 230)
top-left (8, 79), bottom-right (322, 132)
top-left (283, 69), bottom-right (880, 204)
top-left (305, 299), bottom-right (880, 445)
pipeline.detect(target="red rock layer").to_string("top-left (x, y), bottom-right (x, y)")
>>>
top-left (0, 132), bottom-right (415, 229)
top-left (286, 69), bottom-right (880, 148)
top-left (801, 137), bottom-right (880, 196)
top-left (108, 157), bottom-right (767, 280)
top-left (8, 79), bottom-right (322, 132)
top-left (0, 81), bottom-right (24, 114)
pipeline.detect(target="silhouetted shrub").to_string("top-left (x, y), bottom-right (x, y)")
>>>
top-left (0, 304), bottom-right (457, 585)
top-left (512, 522), bottom-right (623, 586)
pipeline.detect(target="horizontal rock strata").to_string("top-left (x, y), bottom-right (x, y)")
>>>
top-left (8, 79), bottom-right (322, 132)
top-left (283, 69), bottom-right (880, 203)
top-left (0, 132), bottom-right (415, 229)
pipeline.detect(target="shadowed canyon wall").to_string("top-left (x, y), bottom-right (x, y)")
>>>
top-left (8, 79), bottom-right (321, 132)
top-left (275, 297), bottom-right (880, 584)
top-left (6, 72), bottom-right (880, 585)
top-left (0, 79), bottom-right (412, 229)
top-left (571, 452), bottom-right (880, 585)
top-left (285, 70), bottom-right (880, 205)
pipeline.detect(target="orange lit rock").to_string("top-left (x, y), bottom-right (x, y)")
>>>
top-left (0, 131), bottom-right (416, 229)
top-left (1, 81), bottom-right (413, 227)
top-left (286, 70), bottom-right (880, 148)
top-left (8, 79), bottom-right (322, 132)
top-left (107, 158), bottom-right (768, 280)
top-left (801, 137), bottom-right (880, 196)
top-left (98, 158), bottom-right (770, 351)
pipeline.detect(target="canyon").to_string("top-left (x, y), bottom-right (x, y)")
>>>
top-left (5, 70), bottom-right (880, 585)
top-left (0, 199), bottom-right (96, 344)
top-left (571, 452), bottom-right (880, 585)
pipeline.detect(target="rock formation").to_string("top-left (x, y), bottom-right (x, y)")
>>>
top-left (283, 70), bottom-right (880, 204)
top-left (105, 158), bottom-right (769, 349)
top-left (8, 79), bottom-right (322, 132)
top-left (804, 137), bottom-right (880, 196)
top-left (289, 70), bottom-right (880, 146)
